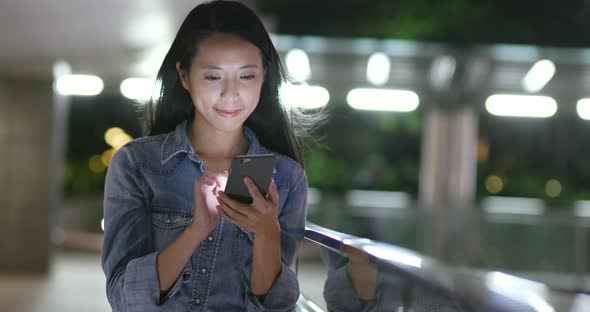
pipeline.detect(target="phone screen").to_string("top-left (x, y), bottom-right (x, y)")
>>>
top-left (224, 154), bottom-right (277, 204)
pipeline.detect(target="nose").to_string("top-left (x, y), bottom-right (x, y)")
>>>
top-left (220, 77), bottom-right (239, 99)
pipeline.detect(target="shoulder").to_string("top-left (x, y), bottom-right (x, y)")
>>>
top-left (258, 145), bottom-right (306, 191)
top-left (110, 134), bottom-right (168, 168)
top-left (246, 124), bottom-right (306, 191)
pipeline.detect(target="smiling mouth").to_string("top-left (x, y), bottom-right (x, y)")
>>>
top-left (214, 108), bottom-right (242, 118)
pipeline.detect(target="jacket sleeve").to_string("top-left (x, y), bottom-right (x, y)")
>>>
top-left (323, 265), bottom-right (382, 312)
top-left (245, 169), bottom-right (308, 312)
top-left (101, 146), bottom-right (185, 311)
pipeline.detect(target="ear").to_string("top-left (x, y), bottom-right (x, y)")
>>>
top-left (176, 62), bottom-right (190, 92)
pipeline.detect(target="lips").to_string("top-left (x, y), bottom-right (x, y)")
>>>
top-left (214, 108), bottom-right (241, 118)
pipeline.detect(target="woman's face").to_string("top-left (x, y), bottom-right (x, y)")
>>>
top-left (177, 33), bottom-right (264, 133)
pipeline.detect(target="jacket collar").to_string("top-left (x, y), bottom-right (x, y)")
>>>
top-left (160, 120), bottom-right (266, 164)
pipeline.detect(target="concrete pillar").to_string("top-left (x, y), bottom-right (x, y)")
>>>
top-left (0, 77), bottom-right (55, 273)
top-left (418, 108), bottom-right (479, 263)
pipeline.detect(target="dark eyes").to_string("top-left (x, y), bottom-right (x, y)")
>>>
top-left (204, 75), bottom-right (255, 81)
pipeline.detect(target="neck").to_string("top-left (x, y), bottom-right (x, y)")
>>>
top-left (188, 118), bottom-right (249, 158)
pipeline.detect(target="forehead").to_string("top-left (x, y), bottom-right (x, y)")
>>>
top-left (193, 33), bottom-right (262, 67)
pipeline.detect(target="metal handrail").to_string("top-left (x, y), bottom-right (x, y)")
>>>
top-left (301, 221), bottom-right (587, 312)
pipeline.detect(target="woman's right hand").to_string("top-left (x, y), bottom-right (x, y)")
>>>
top-left (190, 172), bottom-right (228, 235)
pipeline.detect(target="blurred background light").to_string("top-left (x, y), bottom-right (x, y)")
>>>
top-left (122, 10), bottom-right (173, 77)
top-left (545, 179), bottom-right (562, 198)
top-left (485, 94), bottom-right (557, 118)
top-left (486, 272), bottom-right (553, 312)
top-left (104, 127), bottom-right (132, 151)
top-left (120, 78), bottom-right (158, 102)
top-left (123, 12), bottom-right (173, 47)
top-left (574, 201), bottom-right (590, 218)
top-left (346, 88), bottom-right (419, 112)
top-left (577, 98), bottom-right (590, 120)
top-left (52, 60), bottom-right (72, 81)
top-left (363, 245), bottom-right (422, 268)
top-left (133, 45), bottom-right (170, 77)
top-left (285, 49), bottom-right (311, 81)
top-left (482, 196), bottom-right (545, 215)
top-left (477, 139), bottom-right (490, 163)
top-left (88, 155), bottom-right (106, 173)
top-left (306, 188), bottom-right (321, 215)
top-left (484, 175), bottom-right (504, 194)
top-left (366, 52), bottom-right (390, 85)
top-left (56, 75), bottom-right (104, 96)
top-left (429, 55), bottom-right (456, 91)
top-left (101, 149), bottom-right (116, 167)
top-left (522, 59), bottom-right (556, 93)
top-left (346, 190), bottom-right (410, 209)
top-left (279, 83), bottom-right (329, 109)
top-left (571, 294), bottom-right (590, 312)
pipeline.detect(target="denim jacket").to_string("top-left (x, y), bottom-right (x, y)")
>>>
top-left (101, 120), bottom-right (308, 311)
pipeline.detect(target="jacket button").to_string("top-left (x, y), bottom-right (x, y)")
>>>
top-left (207, 236), bottom-right (214, 242)
top-left (201, 268), bottom-right (207, 274)
top-left (195, 298), bottom-right (202, 305)
top-left (166, 219), bottom-right (171, 224)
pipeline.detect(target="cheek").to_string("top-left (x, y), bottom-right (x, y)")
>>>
top-left (242, 92), bottom-right (260, 111)
top-left (242, 83), bottom-right (263, 107)
top-left (193, 85), bottom-right (220, 106)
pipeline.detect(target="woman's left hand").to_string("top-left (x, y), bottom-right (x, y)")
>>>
top-left (217, 177), bottom-right (280, 236)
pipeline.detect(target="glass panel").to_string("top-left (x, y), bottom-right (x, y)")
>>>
top-left (297, 222), bottom-right (582, 312)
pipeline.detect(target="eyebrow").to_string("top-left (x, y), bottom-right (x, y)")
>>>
top-left (202, 64), bottom-right (260, 70)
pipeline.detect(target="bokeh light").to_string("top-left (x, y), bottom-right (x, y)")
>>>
top-left (88, 155), bottom-right (106, 173)
top-left (485, 175), bottom-right (504, 194)
top-left (545, 179), bottom-right (562, 198)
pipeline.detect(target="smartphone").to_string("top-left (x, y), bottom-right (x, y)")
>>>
top-left (224, 154), bottom-right (277, 204)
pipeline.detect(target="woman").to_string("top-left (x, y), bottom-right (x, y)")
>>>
top-left (101, 1), bottom-right (310, 311)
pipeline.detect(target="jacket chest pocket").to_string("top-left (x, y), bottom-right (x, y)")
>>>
top-left (232, 225), bottom-right (254, 281)
top-left (151, 208), bottom-right (193, 281)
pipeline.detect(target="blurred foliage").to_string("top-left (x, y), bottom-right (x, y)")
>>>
top-left (477, 113), bottom-right (590, 208)
top-left (260, 0), bottom-right (590, 47)
top-left (64, 160), bottom-right (106, 197)
top-left (304, 104), bottom-right (421, 194)
top-left (64, 95), bottom-right (423, 197)
top-left (65, 94), bottom-right (590, 209)
top-left (64, 94), bottom-right (142, 198)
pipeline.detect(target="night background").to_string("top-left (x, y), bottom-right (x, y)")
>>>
top-left (3, 0), bottom-right (590, 310)
top-left (66, 0), bottom-right (590, 207)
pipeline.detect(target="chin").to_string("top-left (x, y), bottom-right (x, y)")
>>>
top-left (214, 120), bottom-right (246, 133)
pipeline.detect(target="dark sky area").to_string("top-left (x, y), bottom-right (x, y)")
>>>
top-left (260, 0), bottom-right (590, 47)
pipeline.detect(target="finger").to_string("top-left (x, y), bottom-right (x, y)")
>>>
top-left (201, 171), bottom-right (217, 182)
top-left (198, 174), bottom-right (216, 188)
top-left (194, 177), bottom-right (212, 202)
top-left (217, 190), bottom-right (242, 208)
top-left (197, 178), bottom-right (216, 197)
top-left (243, 177), bottom-right (265, 203)
top-left (206, 171), bottom-right (228, 190)
top-left (268, 180), bottom-right (279, 205)
top-left (214, 170), bottom-right (229, 190)
top-left (218, 194), bottom-right (250, 216)
top-left (218, 205), bottom-right (236, 223)
top-left (219, 201), bottom-right (248, 222)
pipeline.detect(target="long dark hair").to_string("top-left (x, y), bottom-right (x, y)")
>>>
top-left (143, 0), bottom-right (311, 166)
